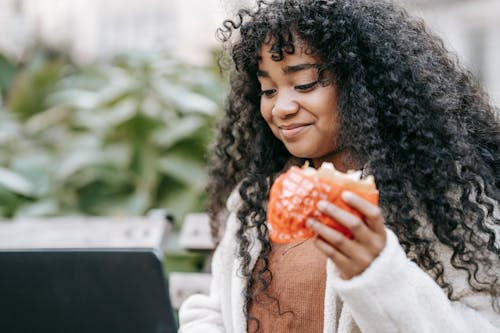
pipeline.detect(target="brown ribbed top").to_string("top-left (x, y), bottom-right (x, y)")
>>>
top-left (247, 238), bottom-right (327, 333)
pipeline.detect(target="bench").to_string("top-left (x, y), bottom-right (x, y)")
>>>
top-left (0, 216), bottom-right (170, 250)
top-left (168, 213), bottom-right (214, 309)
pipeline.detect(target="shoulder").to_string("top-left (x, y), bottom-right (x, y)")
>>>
top-left (213, 185), bottom-right (243, 250)
top-left (226, 185), bottom-right (243, 213)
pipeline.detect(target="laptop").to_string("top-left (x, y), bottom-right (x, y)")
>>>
top-left (0, 217), bottom-right (178, 333)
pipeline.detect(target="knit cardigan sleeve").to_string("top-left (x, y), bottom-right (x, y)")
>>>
top-left (178, 189), bottom-right (243, 333)
top-left (177, 244), bottom-right (227, 333)
top-left (330, 229), bottom-right (500, 333)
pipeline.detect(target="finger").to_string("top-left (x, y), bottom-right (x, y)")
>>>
top-left (341, 191), bottom-right (385, 234)
top-left (307, 218), bottom-right (370, 261)
top-left (313, 236), bottom-right (350, 265)
top-left (316, 200), bottom-right (371, 242)
top-left (314, 237), bottom-right (359, 279)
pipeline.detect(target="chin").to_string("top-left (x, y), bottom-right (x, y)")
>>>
top-left (285, 148), bottom-right (317, 160)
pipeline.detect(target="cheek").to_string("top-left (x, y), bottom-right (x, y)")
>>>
top-left (324, 114), bottom-right (342, 145)
top-left (314, 103), bottom-right (341, 140)
top-left (260, 101), bottom-right (282, 140)
top-left (260, 100), bottom-right (273, 124)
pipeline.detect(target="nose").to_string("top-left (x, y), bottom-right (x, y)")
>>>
top-left (272, 92), bottom-right (299, 118)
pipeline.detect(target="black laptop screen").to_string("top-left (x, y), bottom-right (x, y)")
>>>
top-left (0, 249), bottom-right (177, 333)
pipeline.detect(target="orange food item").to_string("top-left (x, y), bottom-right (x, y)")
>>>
top-left (267, 163), bottom-right (379, 244)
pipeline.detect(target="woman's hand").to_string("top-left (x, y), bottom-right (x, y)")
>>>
top-left (306, 191), bottom-right (387, 280)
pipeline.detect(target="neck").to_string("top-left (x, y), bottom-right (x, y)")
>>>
top-left (312, 148), bottom-right (361, 172)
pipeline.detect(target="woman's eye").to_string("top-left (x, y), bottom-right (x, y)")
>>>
top-left (259, 89), bottom-right (277, 97)
top-left (295, 81), bottom-right (318, 92)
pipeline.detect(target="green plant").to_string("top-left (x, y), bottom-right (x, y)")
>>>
top-left (0, 50), bottom-right (226, 224)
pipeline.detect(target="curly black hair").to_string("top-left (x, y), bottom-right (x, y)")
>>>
top-left (207, 0), bottom-right (500, 327)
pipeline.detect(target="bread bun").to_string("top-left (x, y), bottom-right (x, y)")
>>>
top-left (267, 162), bottom-right (378, 243)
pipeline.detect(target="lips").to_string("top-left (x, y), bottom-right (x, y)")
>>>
top-left (278, 124), bottom-right (311, 139)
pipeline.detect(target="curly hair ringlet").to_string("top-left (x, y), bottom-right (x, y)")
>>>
top-left (207, 0), bottom-right (500, 329)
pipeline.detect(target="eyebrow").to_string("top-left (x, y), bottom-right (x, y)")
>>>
top-left (257, 63), bottom-right (319, 77)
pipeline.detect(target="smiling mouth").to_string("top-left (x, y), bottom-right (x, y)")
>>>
top-left (279, 125), bottom-right (311, 139)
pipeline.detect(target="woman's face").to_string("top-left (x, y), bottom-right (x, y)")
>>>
top-left (257, 42), bottom-right (347, 169)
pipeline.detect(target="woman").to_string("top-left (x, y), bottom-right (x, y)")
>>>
top-left (179, 0), bottom-right (500, 332)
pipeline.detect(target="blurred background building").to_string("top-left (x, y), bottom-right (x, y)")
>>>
top-left (0, 0), bottom-right (498, 104)
top-left (406, 0), bottom-right (500, 105)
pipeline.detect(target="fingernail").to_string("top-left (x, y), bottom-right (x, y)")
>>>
top-left (317, 201), bottom-right (328, 210)
top-left (342, 191), bottom-right (354, 201)
top-left (306, 218), bottom-right (315, 228)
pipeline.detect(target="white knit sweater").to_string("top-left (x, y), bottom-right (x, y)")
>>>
top-left (179, 190), bottom-right (500, 333)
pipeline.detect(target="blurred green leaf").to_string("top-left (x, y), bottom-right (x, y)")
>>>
top-left (160, 185), bottom-right (204, 225)
top-left (7, 51), bottom-right (65, 120)
top-left (11, 152), bottom-right (53, 196)
top-left (0, 167), bottom-right (36, 197)
top-left (153, 117), bottom-right (205, 148)
top-left (152, 79), bottom-right (217, 115)
top-left (15, 199), bottom-right (59, 218)
top-left (25, 105), bottom-right (71, 134)
top-left (158, 154), bottom-right (208, 190)
top-left (0, 54), bottom-right (15, 95)
top-left (0, 186), bottom-right (21, 214)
